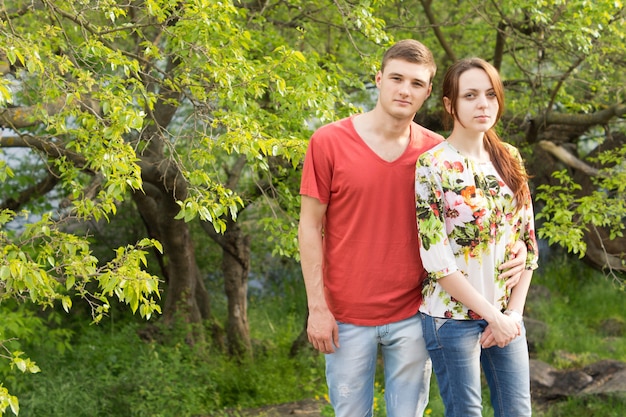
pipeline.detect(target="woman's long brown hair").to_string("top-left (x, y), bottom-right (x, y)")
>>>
top-left (442, 57), bottom-right (530, 209)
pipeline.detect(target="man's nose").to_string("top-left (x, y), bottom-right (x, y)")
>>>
top-left (399, 81), bottom-right (411, 95)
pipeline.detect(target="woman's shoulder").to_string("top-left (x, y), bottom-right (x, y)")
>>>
top-left (500, 141), bottom-right (525, 163)
top-left (501, 141), bottom-right (520, 155)
top-left (423, 141), bottom-right (458, 159)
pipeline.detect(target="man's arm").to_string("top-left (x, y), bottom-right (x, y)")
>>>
top-left (498, 240), bottom-right (528, 289)
top-left (298, 195), bottom-right (338, 353)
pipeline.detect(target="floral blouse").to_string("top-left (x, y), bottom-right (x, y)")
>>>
top-left (416, 141), bottom-right (539, 320)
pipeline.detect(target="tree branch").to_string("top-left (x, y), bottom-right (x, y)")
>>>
top-left (545, 104), bottom-right (626, 126)
top-left (493, 21), bottom-right (507, 71)
top-left (0, 98), bottom-right (66, 129)
top-left (0, 133), bottom-right (88, 170)
top-left (419, 0), bottom-right (456, 63)
top-left (538, 140), bottom-right (600, 176)
top-left (545, 55), bottom-right (586, 117)
top-left (0, 172), bottom-right (60, 211)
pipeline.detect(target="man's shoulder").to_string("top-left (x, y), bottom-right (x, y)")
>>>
top-left (411, 121), bottom-right (444, 141)
top-left (410, 122), bottom-right (444, 154)
top-left (313, 117), bottom-right (352, 137)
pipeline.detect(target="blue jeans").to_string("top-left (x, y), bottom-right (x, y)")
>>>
top-left (421, 313), bottom-right (532, 417)
top-left (325, 314), bottom-right (432, 417)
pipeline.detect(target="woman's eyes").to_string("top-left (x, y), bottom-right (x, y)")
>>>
top-left (462, 91), bottom-right (496, 99)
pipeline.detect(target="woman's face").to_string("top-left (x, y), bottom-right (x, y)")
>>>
top-left (445, 67), bottom-right (499, 132)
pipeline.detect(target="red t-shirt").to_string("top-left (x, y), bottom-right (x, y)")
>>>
top-left (300, 116), bottom-right (443, 325)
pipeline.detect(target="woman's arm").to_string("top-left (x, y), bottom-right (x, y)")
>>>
top-left (437, 271), bottom-right (521, 348)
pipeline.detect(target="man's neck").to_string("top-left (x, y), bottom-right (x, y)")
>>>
top-left (352, 110), bottom-right (413, 162)
top-left (358, 107), bottom-right (414, 141)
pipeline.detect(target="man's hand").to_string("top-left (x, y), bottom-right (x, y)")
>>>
top-left (307, 308), bottom-right (339, 354)
top-left (498, 240), bottom-right (528, 289)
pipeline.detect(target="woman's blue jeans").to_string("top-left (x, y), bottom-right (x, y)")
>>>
top-left (325, 314), bottom-right (432, 417)
top-left (421, 313), bottom-right (532, 417)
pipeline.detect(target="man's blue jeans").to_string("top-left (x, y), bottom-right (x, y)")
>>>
top-left (325, 314), bottom-right (432, 417)
top-left (421, 313), bottom-right (532, 417)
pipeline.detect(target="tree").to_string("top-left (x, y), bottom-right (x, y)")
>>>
top-left (1, 0), bottom-right (624, 413)
top-left (0, 0), bottom-right (389, 412)
top-left (378, 0), bottom-right (626, 278)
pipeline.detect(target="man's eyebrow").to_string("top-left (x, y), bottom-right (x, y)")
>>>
top-left (387, 72), bottom-right (428, 84)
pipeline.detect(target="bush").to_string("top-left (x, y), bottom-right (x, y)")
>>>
top-left (3, 257), bottom-right (624, 417)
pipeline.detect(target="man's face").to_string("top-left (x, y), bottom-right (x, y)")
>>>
top-left (376, 58), bottom-right (433, 120)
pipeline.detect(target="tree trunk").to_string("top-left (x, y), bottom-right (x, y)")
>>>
top-left (132, 182), bottom-right (213, 344)
top-left (219, 218), bottom-right (252, 358)
top-left (203, 215), bottom-right (252, 358)
top-left (290, 310), bottom-right (312, 358)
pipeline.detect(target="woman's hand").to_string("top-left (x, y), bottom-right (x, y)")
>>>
top-left (481, 313), bottom-right (521, 348)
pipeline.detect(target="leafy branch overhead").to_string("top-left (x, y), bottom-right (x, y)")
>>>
top-left (0, 1), bottom-right (381, 408)
top-left (0, 0), bottom-right (625, 414)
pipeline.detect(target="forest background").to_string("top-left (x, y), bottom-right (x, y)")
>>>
top-left (0, 0), bottom-right (624, 416)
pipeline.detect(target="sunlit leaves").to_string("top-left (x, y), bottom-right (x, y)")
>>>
top-left (0, 159), bottom-right (13, 182)
top-left (536, 152), bottom-right (626, 256)
top-left (0, 79), bottom-right (13, 106)
top-left (0, 384), bottom-right (19, 416)
top-left (176, 182), bottom-right (243, 233)
top-left (0, 212), bottom-right (162, 324)
top-left (0, 0), bottom-right (394, 411)
top-left (95, 239), bottom-right (163, 321)
top-left (10, 352), bottom-right (40, 375)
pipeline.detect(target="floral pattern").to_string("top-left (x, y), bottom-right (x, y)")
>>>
top-left (416, 141), bottom-right (539, 320)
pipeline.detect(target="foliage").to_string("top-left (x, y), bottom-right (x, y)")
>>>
top-left (536, 147), bottom-right (626, 275)
top-left (0, 0), bottom-right (625, 413)
top-left (379, 0), bottom-right (626, 273)
top-left (4, 298), bottom-right (324, 417)
top-left (0, 257), bottom-right (622, 417)
top-left (0, 0), bottom-right (389, 408)
top-left (536, 395), bottom-right (626, 417)
top-left (529, 257), bottom-right (626, 364)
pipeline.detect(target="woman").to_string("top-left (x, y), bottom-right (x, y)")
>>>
top-left (415, 57), bottom-right (539, 417)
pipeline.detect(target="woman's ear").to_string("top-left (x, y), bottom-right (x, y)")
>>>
top-left (443, 96), bottom-right (452, 114)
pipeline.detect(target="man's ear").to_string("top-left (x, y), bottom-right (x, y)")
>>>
top-left (375, 70), bottom-right (382, 88)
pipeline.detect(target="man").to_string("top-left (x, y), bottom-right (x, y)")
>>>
top-left (298, 39), bottom-right (527, 417)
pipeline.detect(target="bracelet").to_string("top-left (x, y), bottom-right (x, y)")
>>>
top-left (504, 309), bottom-right (523, 323)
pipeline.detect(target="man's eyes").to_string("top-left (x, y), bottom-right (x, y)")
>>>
top-left (390, 76), bottom-right (424, 87)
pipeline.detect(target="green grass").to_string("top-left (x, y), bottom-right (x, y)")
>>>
top-left (529, 258), bottom-right (626, 366)
top-left (1, 257), bottom-right (624, 416)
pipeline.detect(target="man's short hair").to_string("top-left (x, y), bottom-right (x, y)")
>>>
top-left (381, 39), bottom-right (437, 82)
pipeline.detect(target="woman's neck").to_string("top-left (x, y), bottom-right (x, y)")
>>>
top-left (447, 131), bottom-right (490, 162)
